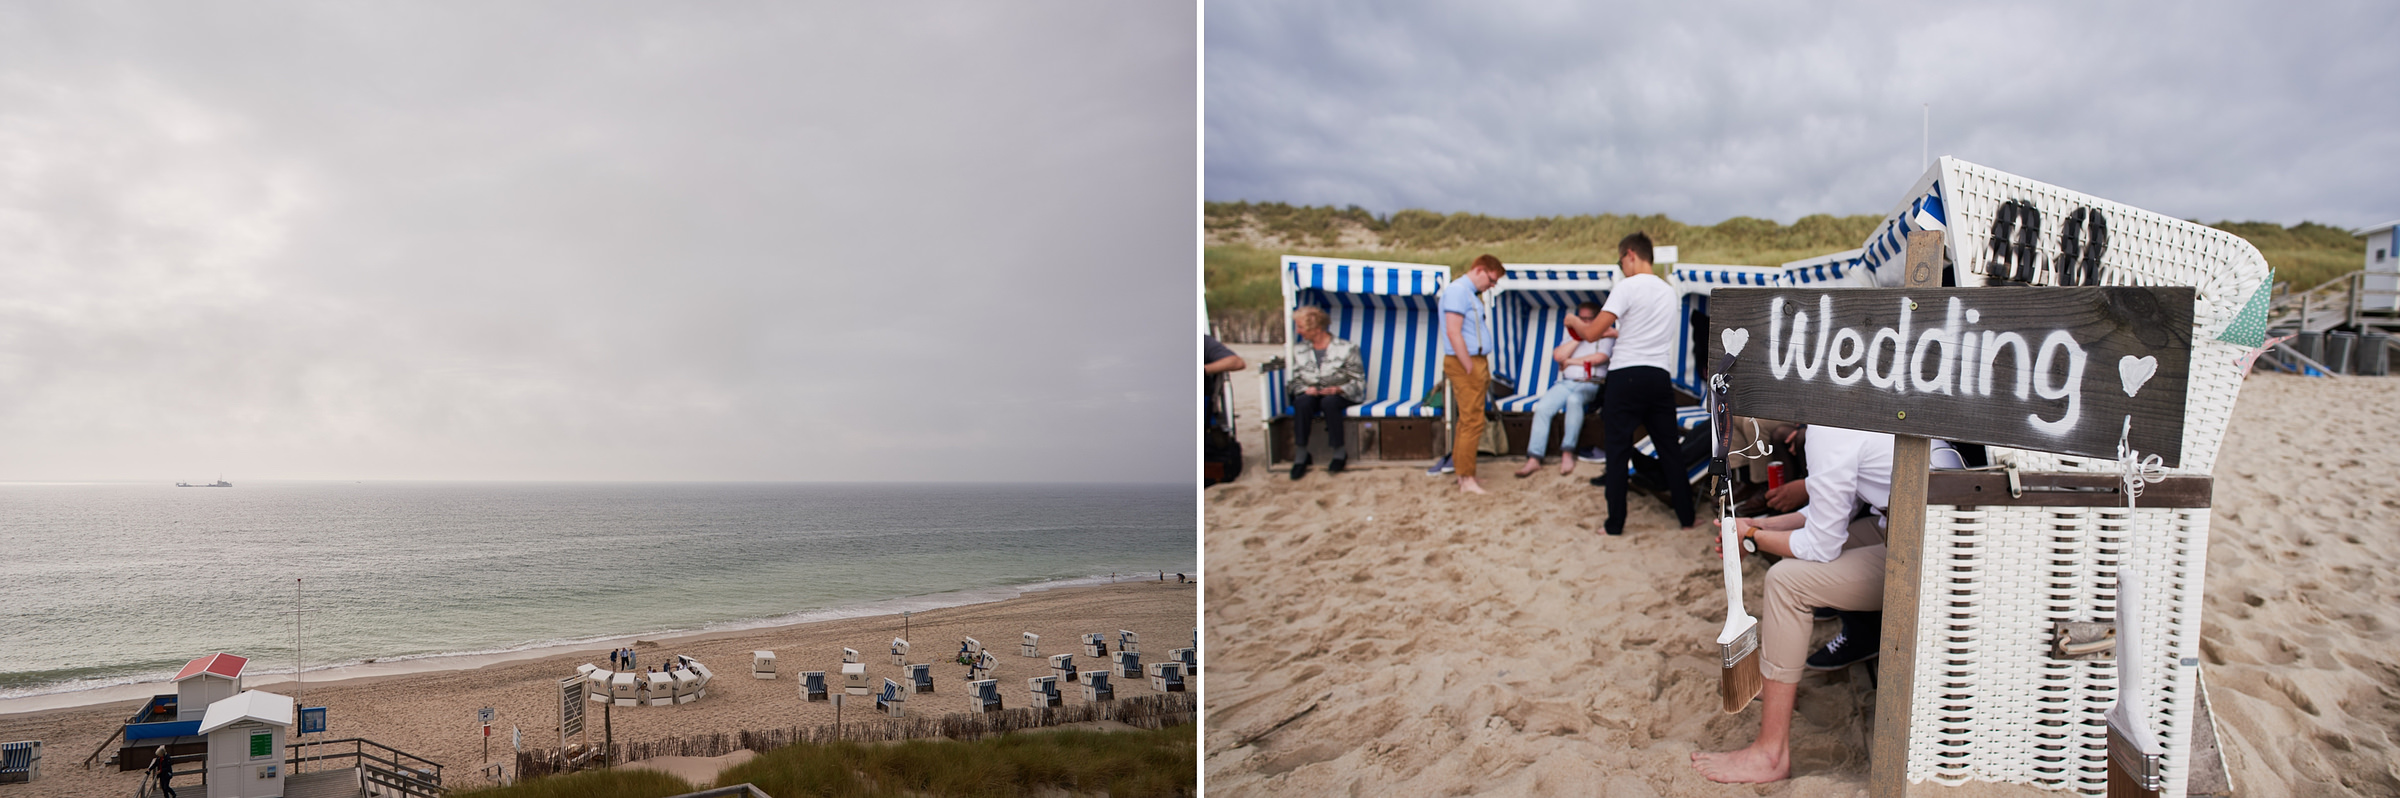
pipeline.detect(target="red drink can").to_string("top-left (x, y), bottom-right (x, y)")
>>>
top-left (1767, 462), bottom-right (1785, 490)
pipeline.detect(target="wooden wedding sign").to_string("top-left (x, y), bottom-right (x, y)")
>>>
top-left (1706, 285), bottom-right (2194, 466)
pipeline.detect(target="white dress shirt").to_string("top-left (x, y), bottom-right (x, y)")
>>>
top-left (1787, 426), bottom-right (1895, 563)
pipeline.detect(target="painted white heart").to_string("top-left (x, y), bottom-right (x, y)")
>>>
top-left (1722, 327), bottom-right (1750, 358)
top-left (2119, 355), bottom-right (2158, 397)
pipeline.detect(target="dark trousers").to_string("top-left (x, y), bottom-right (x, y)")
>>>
top-left (1291, 393), bottom-right (1354, 461)
top-left (1600, 366), bottom-right (1696, 533)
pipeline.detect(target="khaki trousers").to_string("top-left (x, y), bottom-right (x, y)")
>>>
top-left (1442, 354), bottom-right (1488, 478)
top-left (1759, 515), bottom-right (1887, 683)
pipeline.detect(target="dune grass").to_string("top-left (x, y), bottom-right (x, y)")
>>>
top-left (1203, 202), bottom-right (2369, 331)
top-left (446, 724), bottom-right (1195, 798)
top-left (448, 766), bottom-right (696, 798)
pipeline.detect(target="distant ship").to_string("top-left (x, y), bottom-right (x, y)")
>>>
top-left (176, 479), bottom-right (233, 488)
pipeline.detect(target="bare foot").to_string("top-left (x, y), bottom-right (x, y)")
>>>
top-left (1458, 477), bottom-right (1488, 494)
top-left (1558, 454), bottom-right (1577, 476)
top-left (1513, 457), bottom-right (1542, 478)
top-left (1690, 743), bottom-right (1789, 783)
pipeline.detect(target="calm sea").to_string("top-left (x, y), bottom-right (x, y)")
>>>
top-left (0, 481), bottom-right (1194, 701)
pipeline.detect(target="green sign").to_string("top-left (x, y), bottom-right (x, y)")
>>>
top-left (250, 730), bottom-right (273, 758)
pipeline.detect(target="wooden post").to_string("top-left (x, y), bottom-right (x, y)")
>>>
top-left (1869, 230), bottom-right (1942, 796)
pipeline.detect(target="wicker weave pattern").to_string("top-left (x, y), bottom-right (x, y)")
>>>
top-left (1882, 160), bottom-right (2263, 798)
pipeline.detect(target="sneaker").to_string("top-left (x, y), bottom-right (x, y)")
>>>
top-left (1805, 630), bottom-right (1879, 670)
top-left (1426, 455), bottom-right (1454, 475)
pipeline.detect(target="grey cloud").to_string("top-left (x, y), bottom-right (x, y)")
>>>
top-left (0, 2), bottom-right (1196, 482)
top-left (1208, 0), bottom-right (2400, 228)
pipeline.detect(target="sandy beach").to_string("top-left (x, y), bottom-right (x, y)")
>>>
top-left (1205, 341), bottom-right (2399, 796)
top-left (0, 580), bottom-right (1197, 796)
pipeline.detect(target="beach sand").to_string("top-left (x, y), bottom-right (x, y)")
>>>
top-left (0, 580), bottom-right (1197, 796)
top-left (1205, 341), bottom-right (2397, 796)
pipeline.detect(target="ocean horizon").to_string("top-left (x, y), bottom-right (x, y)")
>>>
top-left (0, 480), bottom-right (1194, 704)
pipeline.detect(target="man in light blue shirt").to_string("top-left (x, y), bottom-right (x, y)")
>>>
top-left (1440, 254), bottom-right (1505, 493)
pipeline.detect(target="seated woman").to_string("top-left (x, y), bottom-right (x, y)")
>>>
top-left (1286, 305), bottom-right (1367, 480)
top-left (1514, 301), bottom-right (1614, 477)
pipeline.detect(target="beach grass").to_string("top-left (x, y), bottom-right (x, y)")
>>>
top-left (1203, 201), bottom-right (2369, 338)
top-left (449, 725), bottom-right (1195, 798)
top-left (449, 767), bottom-right (695, 798)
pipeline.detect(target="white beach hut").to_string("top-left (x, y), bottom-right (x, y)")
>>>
top-left (198, 690), bottom-right (290, 798)
top-left (174, 653), bottom-right (248, 722)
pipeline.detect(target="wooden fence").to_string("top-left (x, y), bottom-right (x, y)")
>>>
top-left (516, 693), bottom-right (1195, 781)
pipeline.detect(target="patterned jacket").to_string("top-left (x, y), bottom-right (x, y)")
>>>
top-left (1287, 337), bottom-right (1366, 403)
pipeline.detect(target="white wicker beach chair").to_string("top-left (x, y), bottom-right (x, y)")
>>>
top-left (800, 671), bottom-right (828, 702)
top-left (1170, 647), bottom-right (1197, 675)
top-left (968, 679), bottom-right (1003, 713)
top-left (1021, 632), bottom-right (1039, 657)
top-left (1026, 676), bottom-right (1062, 708)
top-left (1082, 633), bottom-right (1107, 658)
top-left (1864, 158), bottom-right (2268, 797)
top-left (0, 741), bottom-right (39, 784)
top-left (841, 662), bottom-right (868, 696)
top-left (645, 672), bottom-right (676, 706)
top-left (1050, 653), bottom-right (1079, 683)
top-left (1115, 651), bottom-right (1140, 679)
top-left (1148, 662), bottom-right (1186, 693)
top-left (752, 651), bottom-right (776, 680)
top-left (1116, 630), bottom-right (1139, 655)
top-left (890, 638), bottom-right (909, 667)
top-left (671, 668), bottom-right (700, 704)
top-left (876, 678), bottom-right (906, 718)
top-left (1082, 671), bottom-right (1114, 702)
top-left (907, 663), bottom-right (934, 694)
top-left (840, 647), bottom-right (858, 665)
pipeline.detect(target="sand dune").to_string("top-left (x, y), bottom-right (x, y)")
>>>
top-left (1206, 340), bottom-right (2396, 796)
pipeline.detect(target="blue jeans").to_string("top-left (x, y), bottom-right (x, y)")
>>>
top-left (1526, 380), bottom-right (1599, 458)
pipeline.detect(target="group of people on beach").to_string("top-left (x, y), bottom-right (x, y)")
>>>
top-left (1210, 234), bottom-right (1976, 784)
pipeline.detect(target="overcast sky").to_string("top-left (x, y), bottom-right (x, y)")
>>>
top-left (0, 2), bottom-right (1195, 483)
top-left (1207, 0), bottom-right (2400, 230)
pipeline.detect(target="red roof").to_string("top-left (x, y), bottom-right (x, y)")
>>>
top-left (173, 653), bottom-right (248, 682)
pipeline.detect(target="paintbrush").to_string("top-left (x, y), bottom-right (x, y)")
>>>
top-left (1717, 512), bottom-right (1762, 712)
top-left (2105, 566), bottom-right (2164, 798)
top-left (1706, 352), bottom-right (1762, 713)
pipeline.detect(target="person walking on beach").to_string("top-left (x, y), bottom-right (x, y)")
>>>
top-left (1440, 254), bottom-right (1506, 494)
top-left (149, 748), bottom-right (177, 798)
top-left (1565, 234), bottom-right (1695, 534)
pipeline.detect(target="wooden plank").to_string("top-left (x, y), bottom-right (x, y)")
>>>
top-left (1868, 230), bottom-right (1942, 797)
top-left (1924, 472), bottom-right (2213, 508)
top-left (1707, 285), bottom-right (2196, 466)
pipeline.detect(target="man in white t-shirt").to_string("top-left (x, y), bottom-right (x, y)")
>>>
top-left (1565, 232), bottom-right (1696, 535)
top-left (1513, 301), bottom-right (1614, 478)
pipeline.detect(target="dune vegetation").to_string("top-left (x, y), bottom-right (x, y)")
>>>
top-left (1204, 201), bottom-right (2368, 342)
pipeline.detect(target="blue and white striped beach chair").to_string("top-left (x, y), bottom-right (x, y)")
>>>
top-left (1264, 256), bottom-right (1453, 462)
top-left (1487, 264), bottom-right (1617, 415)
